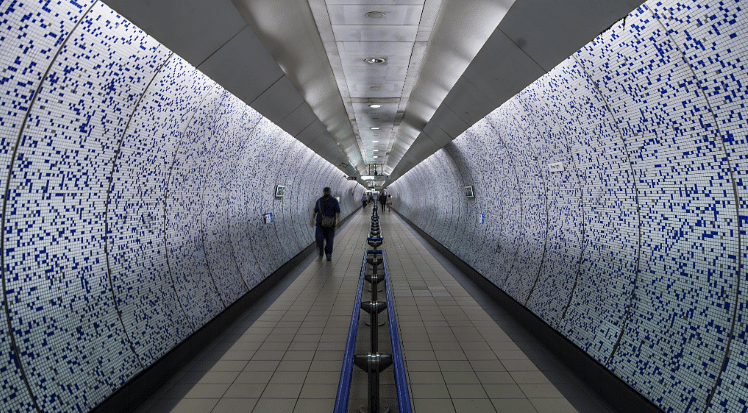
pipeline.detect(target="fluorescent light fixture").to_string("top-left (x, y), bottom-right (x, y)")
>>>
top-left (364, 57), bottom-right (386, 64)
top-left (361, 175), bottom-right (375, 180)
top-left (369, 104), bottom-right (381, 108)
top-left (373, 156), bottom-right (378, 158)
top-left (372, 140), bottom-right (379, 142)
top-left (371, 127), bottom-right (380, 130)
top-left (373, 149), bottom-right (379, 151)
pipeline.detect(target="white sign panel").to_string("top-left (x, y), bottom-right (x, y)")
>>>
top-left (548, 162), bottom-right (565, 173)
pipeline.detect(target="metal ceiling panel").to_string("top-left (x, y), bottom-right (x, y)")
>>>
top-left (250, 76), bottom-right (305, 125)
top-left (338, 41), bottom-right (416, 55)
top-left (327, 0), bottom-right (424, 4)
top-left (278, 103), bottom-right (318, 137)
top-left (296, 120), bottom-right (328, 145)
top-left (102, 0), bottom-right (247, 65)
top-left (332, 26), bottom-right (419, 42)
top-left (431, 105), bottom-right (469, 139)
top-left (422, 127), bottom-right (452, 148)
top-left (460, 30), bottom-right (546, 107)
top-left (328, 5), bottom-right (423, 25)
top-left (196, 26), bottom-right (285, 104)
top-left (498, 0), bottom-right (645, 71)
top-left (442, 77), bottom-right (497, 127)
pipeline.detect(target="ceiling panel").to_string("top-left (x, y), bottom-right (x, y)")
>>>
top-left (102, 0), bottom-right (247, 65)
top-left (328, 5), bottom-right (423, 25)
top-left (250, 76), bottom-right (305, 125)
top-left (332, 26), bottom-right (419, 42)
top-left (442, 77), bottom-right (496, 126)
top-left (196, 26), bottom-right (285, 104)
top-left (296, 120), bottom-right (328, 145)
top-left (498, 0), bottom-right (644, 71)
top-left (277, 102), bottom-right (318, 137)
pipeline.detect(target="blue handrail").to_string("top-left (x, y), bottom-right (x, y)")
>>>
top-left (382, 250), bottom-right (413, 413)
top-left (333, 254), bottom-right (368, 413)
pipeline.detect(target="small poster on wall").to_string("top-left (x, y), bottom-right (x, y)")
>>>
top-left (263, 213), bottom-right (273, 224)
top-left (464, 186), bottom-right (475, 198)
top-left (275, 185), bottom-right (285, 198)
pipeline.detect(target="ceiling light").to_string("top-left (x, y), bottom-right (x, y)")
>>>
top-left (373, 156), bottom-right (379, 158)
top-left (369, 104), bottom-right (381, 108)
top-left (364, 57), bottom-right (386, 64)
top-left (370, 85), bottom-right (381, 90)
top-left (371, 127), bottom-right (380, 130)
top-left (373, 140), bottom-right (379, 143)
top-left (373, 150), bottom-right (379, 152)
top-left (365, 11), bottom-right (385, 18)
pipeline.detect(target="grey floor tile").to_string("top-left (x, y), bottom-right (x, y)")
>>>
top-left (147, 398), bottom-right (219, 413)
top-left (451, 398), bottom-right (497, 413)
top-left (413, 399), bottom-right (457, 413)
top-left (211, 398), bottom-right (257, 413)
top-left (411, 384), bottom-right (451, 399)
top-left (529, 397), bottom-right (579, 413)
top-left (251, 398), bottom-right (296, 413)
top-left (491, 398), bottom-right (538, 412)
top-left (447, 384), bottom-right (489, 399)
top-left (292, 398), bottom-right (335, 413)
top-left (223, 383), bottom-right (267, 399)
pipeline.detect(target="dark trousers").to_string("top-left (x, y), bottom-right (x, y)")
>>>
top-left (316, 226), bottom-right (335, 256)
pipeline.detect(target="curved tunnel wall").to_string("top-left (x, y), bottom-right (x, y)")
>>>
top-left (390, 1), bottom-right (748, 412)
top-left (0, 2), bottom-right (364, 412)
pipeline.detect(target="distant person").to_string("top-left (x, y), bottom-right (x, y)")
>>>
top-left (362, 193), bottom-right (368, 208)
top-left (387, 194), bottom-right (393, 209)
top-left (379, 191), bottom-right (388, 211)
top-left (311, 187), bottom-right (341, 261)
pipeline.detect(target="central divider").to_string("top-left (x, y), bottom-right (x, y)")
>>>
top-left (334, 200), bottom-right (412, 413)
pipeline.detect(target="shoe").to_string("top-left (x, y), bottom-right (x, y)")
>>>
top-left (326, 255), bottom-right (332, 261)
top-left (318, 250), bottom-right (324, 260)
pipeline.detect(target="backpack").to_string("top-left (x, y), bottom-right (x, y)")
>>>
top-left (317, 198), bottom-right (336, 229)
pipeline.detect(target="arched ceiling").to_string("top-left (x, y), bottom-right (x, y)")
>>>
top-left (102, 0), bottom-right (643, 181)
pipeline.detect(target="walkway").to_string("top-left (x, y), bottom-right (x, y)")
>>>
top-left (133, 207), bottom-right (616, 413)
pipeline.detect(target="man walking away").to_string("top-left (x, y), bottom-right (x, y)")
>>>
top-left (379, 191), bottom-right (388, 212)
top-left (311, 187), bottom-right (341, 261)
top-left (362, 193), bottom-right (368, 209)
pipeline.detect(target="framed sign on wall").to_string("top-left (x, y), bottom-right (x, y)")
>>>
top-left (464, 186), bottom-right (475, 198)
top-left (275, 185), bottom-right (286, 198)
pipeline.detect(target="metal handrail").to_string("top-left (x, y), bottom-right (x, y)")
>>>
top-left (382, 250), bottom-right (413, 413)
top-left (333, 254), bottom-right (367, 413)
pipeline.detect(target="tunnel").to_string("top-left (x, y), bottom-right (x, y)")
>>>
top-left (0, 0), bottom-right (744, 412)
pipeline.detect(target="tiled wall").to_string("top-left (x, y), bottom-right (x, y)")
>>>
top-left (389, 1), bottom-right (748, 412)
top-left (0, 2), bottom-right (363, 412)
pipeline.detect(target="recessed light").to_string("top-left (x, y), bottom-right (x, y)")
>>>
top-left (365, 11), bottom-right (386, 18)
top-left (364, 57), bottom-right (386, 64)
top-left (371, 127), bottom-right (380, 130)
top-left (369, 104), bottom-right (381, 108)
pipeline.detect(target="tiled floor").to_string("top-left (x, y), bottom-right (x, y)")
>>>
top-left (133, 207), bottom-right (616, 413)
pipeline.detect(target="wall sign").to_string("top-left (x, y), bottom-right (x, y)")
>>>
top-left (263, 213), bottom-right (273, 224)
top-left (548, 162), bottom-right (565, 173)
top-left (464, 186), bottom-right (475, 198)
top-left (275, 185), bottom-right (285, 198)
